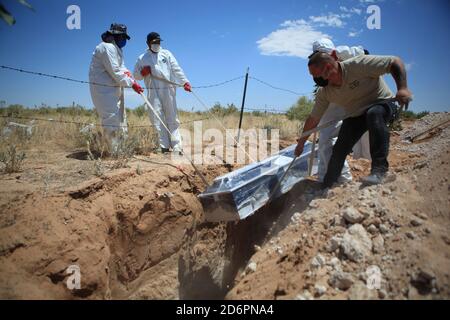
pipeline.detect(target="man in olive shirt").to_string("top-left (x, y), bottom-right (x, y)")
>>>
top-left (295, 52), bottom-right (413, 186)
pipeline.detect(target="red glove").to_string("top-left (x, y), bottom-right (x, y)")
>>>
top-left (141, 66), bottom-right (152, 77)
top-left (124, 70), bottom-right (132, 77)
top-left (132, 82), bottom-right (144, 94)
top-left (183, 82), bottom-right (192, 92)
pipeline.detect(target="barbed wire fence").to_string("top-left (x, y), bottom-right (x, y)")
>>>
top-left (0, 62), bottom-right (315, 173)
top-left (249, 76), bottom-right (313, 97)
top-left (0, 65), bottom-right (313, 121)
top-left (0, 64), bottom-right (315, 175)
top-left (0, 113), bottom-right (210, 129)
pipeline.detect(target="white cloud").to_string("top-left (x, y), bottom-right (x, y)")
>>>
top-left (348, 29), bottom-right (363, 37)
top-left (257, 8), bottom-right (370, 58)
top-left (309, 14), bottom-right (345, 28)
top-left (257, 20), bottom-right (331, 58)
top-left (359, 0), bottom-right (384, 3)
top-left (340, 6), bottom-right (362, 15)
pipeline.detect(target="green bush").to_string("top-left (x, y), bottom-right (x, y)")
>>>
top-left (35, 106), bottom-right (54, 115)
top-left (225, 103), bottom-right (238, 114)
top-left (210, 103), bottom-right (239, 116)
top-left (0, 104), bottom-right (26, 117)
top-left (401, 110), bottom-right (416, 119)
top-left (54, 106), bottom-right (93, 117)
top-left (401, 110), bottom-right (430, 120)
top-left (0, 104), bottom-right (94, 117)
top-left (286, 96), bottom-right (314, 121)
top-left (416, 111), bottom-right (430, 119)
top-left (133, 105), bottom-right (147, 118)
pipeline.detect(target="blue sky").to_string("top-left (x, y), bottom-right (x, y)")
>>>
top-left (0, 0), bottom-right (449, 113)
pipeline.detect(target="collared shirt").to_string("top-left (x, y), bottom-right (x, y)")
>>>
top-left (311, 55), bottom-right (396, 119)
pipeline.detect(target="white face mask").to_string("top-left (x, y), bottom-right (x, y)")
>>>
top-left (150, 44), bottom-right (161, 53)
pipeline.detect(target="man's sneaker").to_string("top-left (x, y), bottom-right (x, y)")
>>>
top-left (160, 147), bottom-right (170, 154)
top-left (361, 173), bottom-right (385, 186)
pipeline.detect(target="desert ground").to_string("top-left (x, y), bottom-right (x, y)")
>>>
top-left (0, 108), bottom-right (449, 299)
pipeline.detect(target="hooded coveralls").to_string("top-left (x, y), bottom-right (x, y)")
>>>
top-left (89, 41), bottom-right (134, 149)
top-left (133, 47), bottom-right (189, 151)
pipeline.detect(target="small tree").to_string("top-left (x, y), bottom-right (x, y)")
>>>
top-left (225, 103), bottom-right (238, 115)
top-left (210, 102), bottom-right (224, 114)
top-left (416, 111), bottom-right (430, 119)
top-left (286, 96), bottom-right (314, 121)
top-left (401, 110), bottom-right (430, 120)
top-left (0, 104), bottom-right (25, 117)
top-left (210, 102), bottom-right (239, 116)
top-left (133, 105), bottom-right (147, 118)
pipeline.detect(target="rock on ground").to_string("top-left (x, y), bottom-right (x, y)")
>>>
top-left (340, 224), bottom-right (373, 262)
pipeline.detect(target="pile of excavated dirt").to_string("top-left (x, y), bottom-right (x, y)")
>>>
top-left (222, 113), bottom-right (450, 300)
top-left (0, 113), bottom-right (448, 300)
top-left (178, 113), bottom-right (450, 300)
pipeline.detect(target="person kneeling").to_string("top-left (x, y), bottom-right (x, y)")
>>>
top-left (294, 52), bottom-right (412, 187)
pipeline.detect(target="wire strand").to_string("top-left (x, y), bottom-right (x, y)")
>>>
top-left (244, 107), bottom-right (287, 114)
top-left (0, 65), bottom-right (244, 90)
top-left (190, 90), bottom-right (257, 163)
top-left (249, 76), bottom-right (313, 97)
top-left (0, 114), bottom-right (210, 128)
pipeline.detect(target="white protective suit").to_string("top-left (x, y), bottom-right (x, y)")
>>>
top-left (312, 39), bottom-right (372, 183)
top-left (89, 41), bottom-right (134, 149)
top-left (133, 47), bottom-right (189, 151)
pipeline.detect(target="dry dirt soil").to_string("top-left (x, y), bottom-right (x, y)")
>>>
top-left (0, 113), bottom-right (449, 300)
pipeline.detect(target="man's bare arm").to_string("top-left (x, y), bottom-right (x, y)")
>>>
top-left (294, 115), bottom-right (320, 157)
top-left (390, 57), bottom-right (413, 109)
top-left (390, 57), bottom-right (407, 90)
